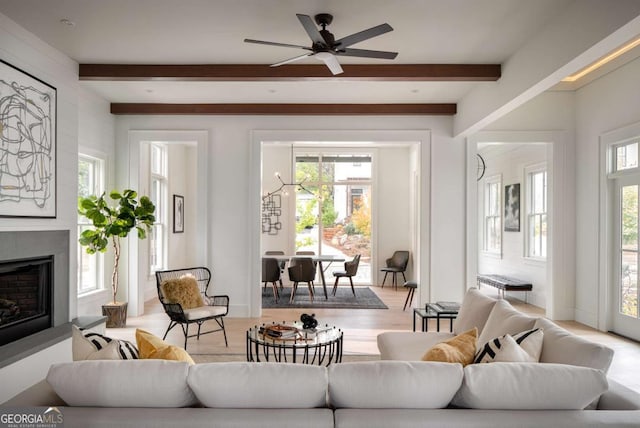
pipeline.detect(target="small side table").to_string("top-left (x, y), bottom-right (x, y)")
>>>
top-left (413, 304), bottom-right (459, 332)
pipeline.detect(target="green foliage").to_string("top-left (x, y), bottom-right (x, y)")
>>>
top-left (351, 199), bottom-right (371, 237)
top-left (622, 186), bottom-right (638, 246)
top-left (295, 237), bottom-right (315, 251)
top-left (321, 198), bottom-right (338, 227)
top-left (296, 198), bottom-right (317, 232)
top-left (78, 189), bottom-right (156, 303)
top-left (343, 223), bottom-right (357, 235)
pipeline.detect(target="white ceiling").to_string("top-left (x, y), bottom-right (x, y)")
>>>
top-left (0, 0), bottom-right (576, 104)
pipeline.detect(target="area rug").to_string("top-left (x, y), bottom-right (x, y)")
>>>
top-left (261, 286), bottom-right (388, 309)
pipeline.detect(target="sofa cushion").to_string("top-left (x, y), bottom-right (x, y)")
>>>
top-left (135, 329), bottom-right (195, 364)
top-left (476, 299), bottom-right (537, 347)
top-left (534, 317), bottom-right (614, 373)
top-left (453, 288), bottom-right (497, 335)
top-left (422, 328), bottom-right (477, 366)
top-left (46, 360), bottom-right (197, 407)
top-left (377, 331), bottom-right (455, 360)
top-left (161, 275), bottom-right (204, 309)
top-left (328, 361), bottom-right (463, 409)
top-left (475, 328), bottom-right (543, 363)
top-left (451, 362), bottom-right (608, 410)
top-left (188, 362), bottom-right (327, 408)
top-left (72, 325), bottom-right (139, 361)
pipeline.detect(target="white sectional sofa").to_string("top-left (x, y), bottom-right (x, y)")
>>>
top-left (2, 288), bottom-right (639, 427)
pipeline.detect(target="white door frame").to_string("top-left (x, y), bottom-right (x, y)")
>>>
top-left (250, 130), bottom-right (431, 318)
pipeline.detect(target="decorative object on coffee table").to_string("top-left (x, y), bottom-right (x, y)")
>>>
top-left (78, 189), bottom-right (156, 328)
top-left (300, 313), bottom-right (318, 329)
top-left (247, 321), bottom-right (342, 365)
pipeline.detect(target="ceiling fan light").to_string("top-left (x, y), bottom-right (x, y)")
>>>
top-left (314, 51), bottom-right (332, 61)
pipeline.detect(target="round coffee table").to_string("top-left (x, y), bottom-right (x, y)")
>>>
top-left (246, 322), bottom-right (343, 366)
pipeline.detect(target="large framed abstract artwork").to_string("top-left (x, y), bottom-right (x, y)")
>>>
top-left (0, 59), bottom-right (57, 218)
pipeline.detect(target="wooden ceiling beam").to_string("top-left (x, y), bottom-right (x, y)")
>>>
top-left (80, 64), bottom-right (500, 81)
top-left (109, 103), bottom-right (457, 115)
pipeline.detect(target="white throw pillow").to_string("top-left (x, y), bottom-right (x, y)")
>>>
top-left (453, 288), bottom-right (497, 335)
top-left (534, 318), bottom-right (614, 373)
top-left (491, 334), bottom-right (534, 362)
top-left (47, 360), bottom-right (197, 407)
top-left (476, 300), bottom-right (537, 347)
top-left (72, 325), bottom-right (139, 360)
top-left (451, 362), bottom-right (608, 410)
top-left (475, 328), bottom-right (543, 363)
top-left (329, 361), bottom-right (463, 409)
top-left (188, 362), bottom-right (327, 408)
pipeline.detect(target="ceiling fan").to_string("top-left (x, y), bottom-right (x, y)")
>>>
top-left (244, 13), bottom-right (398, 75)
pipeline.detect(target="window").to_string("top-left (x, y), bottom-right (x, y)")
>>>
top-left (615, 141), bottom-right (639, 172)
top-left (526, 165), bottom-right (547, 259)
top-left (484, 176), bottom-right (502, 254)
top-left (78, 154), bottom-right (105, 295)
top-left (149, 143), bottom-right (168, 273)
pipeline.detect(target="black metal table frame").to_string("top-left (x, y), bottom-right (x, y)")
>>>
top-left (413, 306), bottom-right (458, 332)
top-left (246, 326), bottom-right (343, 366)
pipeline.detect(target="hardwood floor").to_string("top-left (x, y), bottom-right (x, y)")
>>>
top-left (113, 285), bottom-right (640, 393)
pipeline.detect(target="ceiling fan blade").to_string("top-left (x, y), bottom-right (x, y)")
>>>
top-left (296, 14), bottom-right (326, 46)
top-left (271, 53), bottom-right (314, 67)
top-left (316, 53), bottom-right (344, 75)
top-left (334, 23), bottom-right (393, 48)
top-left (244, 38), bottom-right (311, 50)
top-left (337, 47), bottom-right (398, 60)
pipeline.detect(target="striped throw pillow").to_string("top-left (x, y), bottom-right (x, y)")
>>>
top-left (72, 325), bottom-right (139, 360)
top-left (474, 328), bottom-right (543, 364)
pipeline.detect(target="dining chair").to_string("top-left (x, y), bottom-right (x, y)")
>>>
top-left (264, 250), bottom-right (286, 279)
top-left (262, 257), bottom-right (282, 302)
top-left (332, 254), bottom-right (361, 297)
top-left (380, 250), bottom-right (410, 290)
top-left (288, 257), bottom-right (317, 303)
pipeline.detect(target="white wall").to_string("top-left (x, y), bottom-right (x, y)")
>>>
top-left (574, 55), bottom-right (640, 328)
top-left (477, 144), bottom-right (548, 308)
top-left (0, 11), bottom-right (115, 398)
top-left (115, 115), bottom-right (466, 316)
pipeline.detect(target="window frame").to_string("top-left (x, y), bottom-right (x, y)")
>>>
top-left (524, 162), bottom-right (548, 261)
top-left (149, 142), bottom-right (168, 275)
top-left (77, 152), bottom-right (106, 296)
top-left (483, 174), bottom-right (502, 256)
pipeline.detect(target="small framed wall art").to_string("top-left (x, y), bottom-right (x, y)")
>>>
top-left (173, 194), bottom-right (184, 233)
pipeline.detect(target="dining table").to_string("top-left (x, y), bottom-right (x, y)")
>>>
top-left (269, 254), bottom-right (346, 300)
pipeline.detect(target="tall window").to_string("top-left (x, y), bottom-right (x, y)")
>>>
top-left (149, 143), bottom-right (167, 273)
top-left (78, 154), bottom-right (105, 295)
top-left (484, 176), bottom-right (502, 253)
top-left (526, 165), bottom-right (547, 258)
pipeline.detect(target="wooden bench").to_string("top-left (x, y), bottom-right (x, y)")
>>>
top-left (477, 274), bottom-right (532, 303)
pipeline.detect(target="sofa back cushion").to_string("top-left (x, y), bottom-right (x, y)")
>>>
top-left (188, 362), bottom-right (327, 408)
top-left (476, 299), bottom-right (537, 347)
top-left (453, 288), bottom-right (497, 335)
top-left (328, 361), bottom-right (463, 409)
top-left (452, 362), bottom-right (608, 410)
top-left (46, 360), bottom-right (197, 407)
top-left (534, 317), bottom-right (614, 373)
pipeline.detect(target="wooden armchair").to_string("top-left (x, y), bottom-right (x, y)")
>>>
top-left (155, 267), bottom-right (229, 349)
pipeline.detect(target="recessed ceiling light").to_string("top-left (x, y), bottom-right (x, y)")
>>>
top-left (59, 19), bottom-right (76, 27)
top-left (145, 89), bottom-right (154, 93)
top-left (411, 89), bottom-right (419, 93)
top-left (268, 89), bottom-right (277, 93)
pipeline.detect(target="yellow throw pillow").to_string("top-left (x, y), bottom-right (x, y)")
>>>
top-left (135, 329), bottom-right (195, 365)
top-left (160, 275), bottom-right (204, 309)
top-left (422, 327), bottom-right (478, 366)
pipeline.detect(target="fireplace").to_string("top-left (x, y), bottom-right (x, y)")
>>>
top-left (0, 230), bottom-right (69, 354)
top-left (0, 256), bottom-right (53, 347)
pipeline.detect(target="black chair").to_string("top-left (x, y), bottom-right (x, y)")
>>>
top-left (155, 267), bottom-right (229, 349)
top-left (288, 257), bottom-right (317, 303)
top-left (403, 281), bottom-right (417, 310)
top-left (381, 250), bottom-right (410, 290)
top-left (262, 257), bottom-right (282, 301)
top-left (332, 254), bottom-right (361, 297)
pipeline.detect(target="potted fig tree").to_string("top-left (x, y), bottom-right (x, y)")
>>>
top-left (78, 189), bottom-right (156, 328)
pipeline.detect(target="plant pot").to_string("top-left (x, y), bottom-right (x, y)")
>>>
top-left (102, 301), bottom-right (128, 328)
